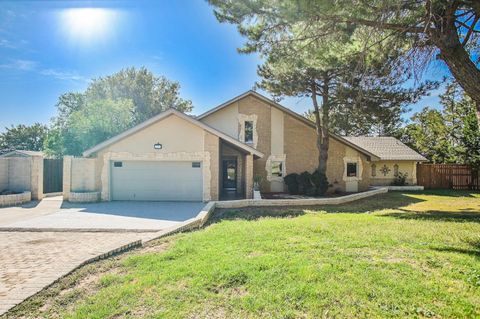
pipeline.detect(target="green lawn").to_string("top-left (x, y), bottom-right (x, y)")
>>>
top-left (6, 190), bottom-right (480, 319)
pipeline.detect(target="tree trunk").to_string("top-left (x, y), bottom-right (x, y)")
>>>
top-left (433, 4), bottom-right (480, 123)
top-left (310, 75), bottom-right (330, 175)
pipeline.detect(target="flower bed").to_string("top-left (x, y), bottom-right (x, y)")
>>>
top-left (0, 191), bottom-right (31, 207)
top-left (69, 191), bottom-right (100, 203)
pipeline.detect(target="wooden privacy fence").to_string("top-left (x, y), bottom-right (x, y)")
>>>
top-left (417, 164), bottom-right (480, 190)
top-left (43, 159), bottom-right (63, 194)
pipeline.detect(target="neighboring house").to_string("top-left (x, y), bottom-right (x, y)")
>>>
top-left (77, 91), bottom-right (426, 202)
top-left (0, 150), bottom-right (44, 158)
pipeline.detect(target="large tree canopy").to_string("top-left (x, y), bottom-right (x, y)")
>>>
top-left (44, 67), bottom-right (193, 157)
top-left (210, 0), bottom-right (480, 120)
top-left (86, 67), bottom-right (193, 124)
top-left (0, 123), bottom-right (48, 154)
top-left (400, 82), bottom-right (480, 166)
top-left (209, 0), bottom-right (434, 194)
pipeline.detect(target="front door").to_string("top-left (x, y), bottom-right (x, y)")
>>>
top-left (222, 159), bottom-right (237, 190)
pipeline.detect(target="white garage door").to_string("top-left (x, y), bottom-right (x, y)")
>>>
top-left (111, 161), bottom-right (203, 201)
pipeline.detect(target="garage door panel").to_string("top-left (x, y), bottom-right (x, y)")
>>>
top-left (111, 161), bottom-right (203, 201)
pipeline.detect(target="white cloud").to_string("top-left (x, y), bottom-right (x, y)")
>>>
top-left (0, 59), bottom-right (88, 83)
top-left (39, 69), bottom-right (88, 82)
top-left (0, 59), bottom-right (36, 70)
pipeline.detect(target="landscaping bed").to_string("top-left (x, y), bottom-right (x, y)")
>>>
top-left (0, 191), bottom-right (31, 207)
top-left (5, 190), bottom-right (480, 318)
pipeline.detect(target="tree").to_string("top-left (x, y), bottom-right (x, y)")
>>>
top-left (400, 81), bottom-right (480, 164)
top-left (0, 123), bottom-right (48, 153)
top-left (46, 67), bottom-right (193, 156)
top-left (401, 108), bottom-right (456, 163)
top-left (86, 67), bottom-right (193, 124)
top-left (209, 0), bottom-right (480, 121)
top-left (44, 99), bottom-right (134, 157)
top-left (209, 0), bottom-right (432, 194)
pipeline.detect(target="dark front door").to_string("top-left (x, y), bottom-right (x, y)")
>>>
top-left (222, 159), bottom-right (237, 190)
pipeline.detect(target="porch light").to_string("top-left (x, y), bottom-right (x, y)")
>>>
top-left (154, 142), bottom-right (162, 150)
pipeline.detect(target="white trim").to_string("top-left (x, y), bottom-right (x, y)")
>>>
top-left (83, 109), bottom-right (263, 158)
top-left (265, 154), bottom-right (286, 182)
top-left (238, 114), bottom-right (258, 148)
top-left (343, 156), bottom-right (363, 182)
top-left (101, 151), bottom-right (212, 202)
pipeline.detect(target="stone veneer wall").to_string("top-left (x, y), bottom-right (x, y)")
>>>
top-left (71, 158), bottom-right (96, 192)
top-left (238, 96), bottom-right (272, 192)
top-left (370, 161), bottom-right (417, 186)
top-left (0, 156), bottom-right (43, 200)
top-left (0, 159), bottom-right (8, 191)
top-left (204, 131), bottom-right (220, 201)
top-left (283, 115), bottom-right (370, 192)
top-left (0, 191), bottom-right (31, 207)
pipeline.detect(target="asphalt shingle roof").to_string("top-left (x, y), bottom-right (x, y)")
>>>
top-left (343, 136), bottom-right (428, 161)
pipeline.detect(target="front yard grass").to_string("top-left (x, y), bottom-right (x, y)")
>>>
top-left (6, 190), bottom-right (480, 318)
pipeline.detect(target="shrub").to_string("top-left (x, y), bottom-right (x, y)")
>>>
top-left (311, 170), bottom-right (329, 195)
top-left (283, 173), bottom-right (299, 194)
top-left (298, 171), bottom-right (315, 195)
top-left (392, 172), bottom-right (408, 186)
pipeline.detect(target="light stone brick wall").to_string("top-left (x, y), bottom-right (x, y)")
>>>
top-left (71, 158), bottom-right (96, 192)
top-left (283, 114), bottom-right (371, 192)
top-left (0, 159), bottom-right (8, 191)
top-left (0, 157), bottom-right (42, 199)
top-left (63, 156), bottom-right (72, 201)
top-left (30, 155), bottom-right (43, 200)
top-left (238, 96), bottom-right (272, 192)
top-left (245, 154), bottom-right (254, 199)
top-left (8, 158), bottom-right (31, 193)
top-left (0, 191), bottom-right (31, 207)
top-left (370, 161), bottom-right (418, 186)
top-left (204, 131), bottom-right (220, 201)
top-left (69, 191), bottom-right (100, 203)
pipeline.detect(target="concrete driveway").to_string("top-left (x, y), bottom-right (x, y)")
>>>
top-left (0, 197), bottom-right (205, 231)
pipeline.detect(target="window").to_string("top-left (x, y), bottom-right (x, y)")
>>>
top-left (371, 164), bottom-right (376, 177)
top-left (113, 161), bottom-right (123, 168)
top-left (192, 162), bottom-right (201, 168)
top-left (271, 161), bottom-right (283, 177)
top-left (393, 164), bottom-right (399, 177)
top-left (244, 121), bottom-right (253, 143)
top-left (346, 162), bottom-right (357, 177)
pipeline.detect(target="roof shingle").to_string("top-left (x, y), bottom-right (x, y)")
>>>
top-left (343, 137), bottom-right (427, 161)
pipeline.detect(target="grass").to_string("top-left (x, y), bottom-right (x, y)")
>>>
top-left (5, 190), bottom-right (480, 319)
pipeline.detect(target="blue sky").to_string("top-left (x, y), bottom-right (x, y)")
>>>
top-left (0, 0), bottom-right (448, 131)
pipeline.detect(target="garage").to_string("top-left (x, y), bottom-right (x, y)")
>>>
top-left (110, 160), bottom-right (203, 201)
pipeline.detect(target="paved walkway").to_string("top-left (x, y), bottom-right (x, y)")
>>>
top-left (0, 231), bottom-right (155, 315)
top-left (0, 199), bottom-right (203, 231)
top-left (0, 197), bottom-right (205, 316)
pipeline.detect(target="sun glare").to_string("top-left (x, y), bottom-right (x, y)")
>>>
top-left (60, 8), bottom-right (119, 44)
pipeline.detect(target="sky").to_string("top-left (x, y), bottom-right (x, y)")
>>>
top-left (0, 0), bottom-right (449, 132)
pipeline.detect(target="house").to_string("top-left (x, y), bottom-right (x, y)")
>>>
top-left (73, 91), bottom-right (427, 202)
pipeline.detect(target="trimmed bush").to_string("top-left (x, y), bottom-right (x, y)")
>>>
top-left (298, 171), bottom-right (315, 195)
top-left (311, 170), bottom-right (329, 195)
top-left (283, 173), bottom-right (299, 194)
top-left (391, 172), bottom-right (408, 186)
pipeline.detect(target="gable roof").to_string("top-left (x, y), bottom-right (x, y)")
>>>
top-left (344, 137), bottom-right (428, 161)
top-left (0, 150), bottom-right (44, 157)
top-left (197, 90), bottom-right (380, 160)
top-left (82, 108), bottom-right (264, 158)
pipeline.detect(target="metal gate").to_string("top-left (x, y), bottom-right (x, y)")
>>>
top-left (43, 159), bottom-right (63, 194)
